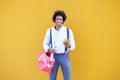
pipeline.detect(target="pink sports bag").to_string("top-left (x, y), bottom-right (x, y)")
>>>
top-left (38, 50), bottom-right (55, 74)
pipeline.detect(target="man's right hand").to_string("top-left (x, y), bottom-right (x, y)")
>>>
top-left (48, 48), bottom-right (55, 53)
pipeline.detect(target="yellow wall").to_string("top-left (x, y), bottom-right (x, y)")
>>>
top-left (0, 0), bottom-right (120, 80)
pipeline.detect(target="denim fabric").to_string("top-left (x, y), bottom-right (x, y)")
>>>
top-left (49, 53), bottom-right (71, 80)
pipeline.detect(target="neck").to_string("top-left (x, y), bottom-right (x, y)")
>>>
top-left (55, 25), bottom-right (62, 30)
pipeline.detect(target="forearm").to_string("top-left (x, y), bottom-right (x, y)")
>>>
top-left (43, 44), bottom-right (49, 52)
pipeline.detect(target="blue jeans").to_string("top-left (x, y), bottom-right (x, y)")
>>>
top-left (49, 53), bottom-right (71, 80)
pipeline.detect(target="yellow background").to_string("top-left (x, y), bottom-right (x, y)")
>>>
top-left (0, 0), bottom-right (120, 80)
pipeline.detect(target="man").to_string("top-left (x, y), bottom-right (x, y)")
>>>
top-left (43, 10), bottom-right (75, 80)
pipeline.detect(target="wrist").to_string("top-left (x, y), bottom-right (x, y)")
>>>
top-left (68, 44), bottom-right (71, 48)
top-left (47, 48), bottom-right (50, 52)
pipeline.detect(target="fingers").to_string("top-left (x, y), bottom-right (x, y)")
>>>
top-left (48, 48), bottom-right (55, 53)
top-left (63, 38), bottom-right (71, 48)
top-left (63, 42), bottom-right (71, 48)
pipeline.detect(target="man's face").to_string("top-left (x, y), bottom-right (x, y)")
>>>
top-left (55, 15), bottom-right (63, 27)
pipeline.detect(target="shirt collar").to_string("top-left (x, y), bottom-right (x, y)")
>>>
top-left (54, 26), bottom-right (63, 31)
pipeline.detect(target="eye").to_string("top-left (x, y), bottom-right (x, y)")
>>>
top-left (56, 18), bottom-right (63, 21)
top-left (56, 16), bottom-right (63, 21)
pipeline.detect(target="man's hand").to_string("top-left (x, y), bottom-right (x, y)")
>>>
top-left (48, 48), bottom-right (55, 53)
top-left (63, 42), bottom-right (71, 48)
top-left (63, 38), bottom-right (71, 48)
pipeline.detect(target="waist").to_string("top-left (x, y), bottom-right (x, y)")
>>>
top-left (55, 52), bottom-right (65, 54)
top-left (54, 52), bottom-right (69, 54)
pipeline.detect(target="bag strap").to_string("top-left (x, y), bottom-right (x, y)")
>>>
top-left (64, 27), bottom-right (69, 53)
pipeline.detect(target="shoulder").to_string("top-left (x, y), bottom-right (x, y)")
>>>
top-left (62, 25), bottom-right (72, 32)
top-left (46, 27), bottom-right (54, 32)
